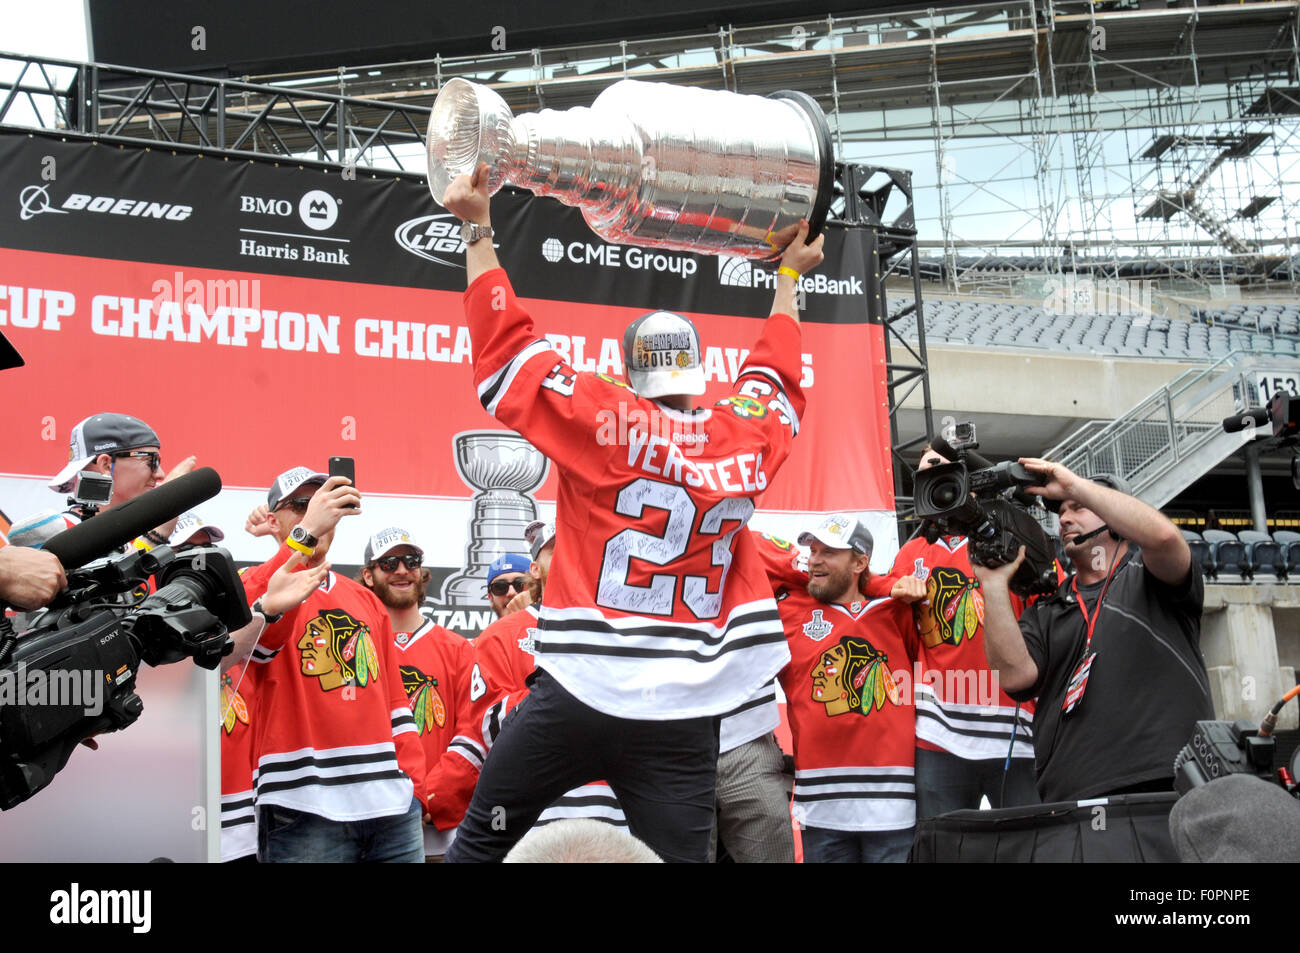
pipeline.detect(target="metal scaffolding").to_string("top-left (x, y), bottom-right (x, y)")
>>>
top-left (4, 2), bottom-right (1300, 282)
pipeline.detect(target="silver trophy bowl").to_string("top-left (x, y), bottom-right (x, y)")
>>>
top-left (426, 78), bottom-right (834, 260)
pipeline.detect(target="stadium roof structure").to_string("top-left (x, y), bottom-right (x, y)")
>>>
top-left (4, 0), bottom-right (1300, 292)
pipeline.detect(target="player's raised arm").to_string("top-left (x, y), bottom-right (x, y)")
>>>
top-left (443, 161), bottom-right (500, 285)
top-left (769, 219), bottom-right (825, 323)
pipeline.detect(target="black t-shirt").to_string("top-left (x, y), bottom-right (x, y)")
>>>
top-left (1010, 545), bottom-right (1212, 802)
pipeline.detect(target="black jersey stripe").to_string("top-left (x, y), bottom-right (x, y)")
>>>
top-left (534, 630), bottom-right (787, 662)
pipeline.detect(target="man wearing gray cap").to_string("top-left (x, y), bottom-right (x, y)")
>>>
top-left (974, 459), bottom-right (1213, 803)
top-left (8, 411), bottom-right (195, 551)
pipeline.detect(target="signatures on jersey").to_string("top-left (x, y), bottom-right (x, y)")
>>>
top-left (918, 566), bottom-right (984, 649)
top-left (297, 609), bottom-right (381, 691)
top-left (399, 664), bottom-right (446, 734)
top-left (811, 634), bottom-right (900, 718)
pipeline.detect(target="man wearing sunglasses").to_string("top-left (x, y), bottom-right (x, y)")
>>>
top-left (8, 411), bottom-right (196, 551)
top-left (359, 527), bottom-right (487, 859)
top-left (235, 469), bottom-right (430, 862)
top-left (484, 553), bottom-right (530, 619)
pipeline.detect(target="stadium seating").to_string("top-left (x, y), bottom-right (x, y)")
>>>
top-left (1181, 529), bottom-right (1215, 580)
top-left (1237, 530), bottom-right (1284, 581)
top-left (1202, 529), bottom-right (1250, 581)
top-left (1274, 531), bottom-right (1300, 580)
top-left (887, 297), bottom-right (1298, 360)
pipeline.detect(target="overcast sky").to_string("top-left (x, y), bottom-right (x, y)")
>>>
top-left (0, 0), bottom-right (87, 61)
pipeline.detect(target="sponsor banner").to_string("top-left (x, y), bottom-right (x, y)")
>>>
top-left (0, 131), bottom-right (895, 634)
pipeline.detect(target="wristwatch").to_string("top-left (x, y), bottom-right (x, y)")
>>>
top-left (252, 597), bottom-right (283, 624)
top-left (460, 221), bottom-right (494, 245)
top-left (286, 525), bottom-right (318, 555)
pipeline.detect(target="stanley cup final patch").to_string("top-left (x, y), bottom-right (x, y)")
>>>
top-left (802, 609), bottom-right (833, 641)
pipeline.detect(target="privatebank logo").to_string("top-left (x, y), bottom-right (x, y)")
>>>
top-left (716, 254), bottom-right (864, 296)
top-left (19, 184), bottom-right (192, 222)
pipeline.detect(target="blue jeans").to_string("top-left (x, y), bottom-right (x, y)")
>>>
top-left (914, 747), bottom-right (1040, 818)
top-left (801, 826), bottom-right (914, 863)
top-left (257, 796), bottom-right (424, 863)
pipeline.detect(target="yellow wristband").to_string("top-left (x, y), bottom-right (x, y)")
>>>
top-left (285, 537), bottom-right (315, 557)
top-left (778, 265), bottom-right (800, 281)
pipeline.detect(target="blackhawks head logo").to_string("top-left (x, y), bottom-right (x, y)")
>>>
top-left (717, 394), bottom-right (767, 419)
top-left (919, 567), bottom-right (984, 649)
top-left (297, 609), bottom-right (380, 692)
top-left (220, 671), bottom-right (249, 734)
top-left (400, 665), bottom-right (446, 734)
top-left (810, 634), bottom-right (900, 717)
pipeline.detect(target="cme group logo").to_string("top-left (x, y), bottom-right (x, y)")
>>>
top-left (541, 238), bottom-right (564, 263)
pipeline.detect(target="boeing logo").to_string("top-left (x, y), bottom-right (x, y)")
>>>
top-left (18, 185), bottom-right (68, 221)
top-left (19, 185), bottom-right (192, 222)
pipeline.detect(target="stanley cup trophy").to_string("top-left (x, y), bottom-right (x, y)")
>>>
top-left (441, 431), bottom-right (550, 607)
top-left (426, 78), bottom-right (835, 260)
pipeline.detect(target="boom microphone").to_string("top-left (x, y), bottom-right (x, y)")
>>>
top-left (43, 467), bottom-right (222, 571)
top-left (1222, 408), bottom-right (1270, 433)
top-left (1069, 524), bottom-right (1111, 545)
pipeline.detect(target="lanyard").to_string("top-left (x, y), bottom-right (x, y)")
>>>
top-left (1070, 552), bottom-right (1122, 651)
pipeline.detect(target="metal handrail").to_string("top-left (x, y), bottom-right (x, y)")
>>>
top-left (1045, 349), bottom-right (1291, 496)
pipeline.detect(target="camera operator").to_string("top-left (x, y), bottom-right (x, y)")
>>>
top-left (8, 412), bottom-right (196, 551)
top-left (865, 443), bottom-right (1039, 816)
top-left (973, 460), bottom-right (1213, 802)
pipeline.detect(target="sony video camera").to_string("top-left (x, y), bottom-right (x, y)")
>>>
top-left (912, 422), bottom-right (1059, 596)
top-left (0, 543), bottom-right (247, 810)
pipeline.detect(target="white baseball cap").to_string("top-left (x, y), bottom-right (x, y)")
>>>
top-left (169, 511), bottom-right (225, 546)
top-left (364, 526), bottom-right (424, 564)
top-left (798, 514), bottom-right (874, 556)
top-left (525, 519), bottom-right (557, 561)
top-left (621, 310), bottom-right (706, 399)
top-left (267, 466), bottom-right (329, 511)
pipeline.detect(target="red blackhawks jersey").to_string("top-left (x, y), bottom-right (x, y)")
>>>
top-left (867, 535), bottom-right (1035, 762)
top-left (220, 661), bottom-right (259, 861)
top-left (392, 619), bottom-right (489, 849)
top-left (474, 606), bottom-right (627, 827)
top-left (477, 685), bottom-right (628, 830)
top-left (466, 269), bottom-right (804, 720)
top-left (240, 544), bottom-right (427, 822)
top-left (757, 533), bottom-right (921, 833)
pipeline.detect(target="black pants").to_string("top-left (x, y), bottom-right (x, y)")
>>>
top-left (445, 670), bottom-right (721, 863)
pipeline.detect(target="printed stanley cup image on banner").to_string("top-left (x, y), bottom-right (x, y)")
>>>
top-left (426, 78), bottom-right (835, 260)
top-left (440, 431), bottom-right (550, 608)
